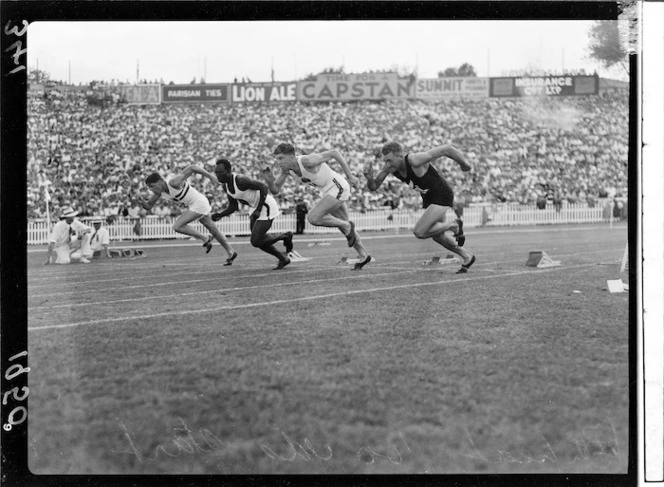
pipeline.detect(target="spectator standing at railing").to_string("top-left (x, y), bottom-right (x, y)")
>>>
top-left (137, 165), bottom-right (238, 265)
top-left (295, 199), bottom-right (308, 235)
top-left (364, 141), bottom-right (476, 274)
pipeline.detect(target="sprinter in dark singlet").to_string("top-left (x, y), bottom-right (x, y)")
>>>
top-left (364, 141), bottom-right (476, 273)
top-left (212, 159), bottom-right (293, 270)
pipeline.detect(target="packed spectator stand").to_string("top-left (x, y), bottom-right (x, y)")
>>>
top-left (27, 82), bottom-right (628, 222)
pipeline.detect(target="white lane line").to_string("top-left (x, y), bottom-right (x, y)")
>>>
top-left (28, 263), bottom-right (597, 331)
top-left (26, 229), bottom-right (625, 283)
top-left (28, 266), bottom-right (333, 297)
top-left (28, 268), bottom-right (431, 310)
top-left (27, 248), bottom-right (377, 286)
top-left (28, 247), bottom-right (623, 299)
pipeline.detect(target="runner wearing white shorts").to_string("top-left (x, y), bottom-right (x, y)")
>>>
top-left (137, 165), bottom-right (238, 264)
top-left (212, 158), bottom-right (294, 270)
top-left (263, 143), bottom-right (372, 271)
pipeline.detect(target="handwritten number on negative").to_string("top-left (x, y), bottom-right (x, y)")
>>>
top-left (3, 351), bottom-right (29, 431)
top-left (2, 387), bottom-right (29, 406)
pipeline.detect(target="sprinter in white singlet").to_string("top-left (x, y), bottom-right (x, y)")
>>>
top-left (137, 165), bottom-right (238, 265)
top-left (263, 143), bottom-right (372, 270)
top-left (211, 158), bottom-right (293, 270)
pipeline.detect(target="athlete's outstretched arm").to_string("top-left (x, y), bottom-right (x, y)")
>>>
top-left (299, 150), bottom-right (333, 169)
top-left (408, 144), bottom-right (472, 171)
top-left (211, 196), bottom-right (238, 221)
top-left (303, 150), bottom-right (358, 187)
top-left (171, 165), bottom-right (220, 188)
top-left (262, 167), bottom-right (289, 195)
top-left (363, 160), bottom-right (392, 191)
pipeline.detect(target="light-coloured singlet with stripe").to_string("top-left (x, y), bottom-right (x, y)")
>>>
top-left (224, 175), bottom-right (280, 220)
top-left (293, 156), bottom-right (350, 201)
top-left (162, 180), bottom-right (212, 215)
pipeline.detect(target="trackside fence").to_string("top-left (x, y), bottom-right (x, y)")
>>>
top-left (27, 201), bottom-right (622, 245)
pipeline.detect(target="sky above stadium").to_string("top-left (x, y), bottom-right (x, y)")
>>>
top-left (28, 20), bottom-right (628, 85)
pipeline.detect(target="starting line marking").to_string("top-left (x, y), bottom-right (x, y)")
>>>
top-left (29, 268), bottom-right (429, 310)
top-left (29, 263), bottom-right (597, 332)
top-left (27, 236), bottom-right (623, 284)
top-left (28, 247), bottom-right (624, 298)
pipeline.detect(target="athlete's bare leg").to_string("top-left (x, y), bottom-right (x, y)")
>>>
top-left (413, 205), bottom-right (459, 239)
top-left (432, 232), bottom-right (474, 263)
top-left (249, 217), bottom-right (292, 249)
top-left (250, 219), bottom-right (289, 261)
top-left (414, 204), bottom-right (472, 265)
top-left (307, 196), bottom-right (353, 235)
top-left (173, 210), bottom-right (210, 241)
top-left (331, 204), bottom-right (369, 260)
top-left (199, 214), bottom-right (235, 258)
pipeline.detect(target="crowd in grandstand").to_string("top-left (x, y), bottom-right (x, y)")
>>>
top-left (27, 85), bottom-right (628, 220)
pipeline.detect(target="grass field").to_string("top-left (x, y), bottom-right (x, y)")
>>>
top-left (26, 223), bottom-right (630, 475)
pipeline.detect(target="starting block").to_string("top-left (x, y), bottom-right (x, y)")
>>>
top-left (307, 241), bottom-right (331, 247)
top-left (288, 251), bottom-right (310, 262)
top-left (525, 251), bottom-right (561, 268)
top-left (337, 256), bottom-right (376, 265)
top-left (109, 248), bottom-right (148, 259)
top-left (423, 254), bottom-right (458, 266)
top-left (607, 279), bottom-right (629, 293)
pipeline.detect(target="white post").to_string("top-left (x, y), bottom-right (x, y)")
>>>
top-left (45, 200), bottom-right (51, 230)
top-left (620, 242), bottom-right (628, 273)
top-left (44, 186), bottom-right (51, 242)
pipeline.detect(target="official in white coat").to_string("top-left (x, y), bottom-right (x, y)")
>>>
top-left (44, 207), bottom-right (92, 265)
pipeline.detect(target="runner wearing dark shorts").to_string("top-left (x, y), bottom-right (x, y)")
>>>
top-left (364, 141), bottom-right (476, 274)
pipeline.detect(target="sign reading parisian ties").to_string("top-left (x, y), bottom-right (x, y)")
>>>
top-left (298, 72), bottom-right (415, 101)
top-left (119, 84), bottom-right (161, 104)
top-left (162, 84), bottom-right (230, 103)
top-left (416, 77), bottom-right (489, 99)
top-left (231, 82), bottom-right (297, 103)
top-left (489, 75), bottom-right (599, 97)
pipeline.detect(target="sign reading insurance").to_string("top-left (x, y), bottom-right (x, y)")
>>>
top-left (490, 76), bottom-right (599, 97)
top-left (162, 84), bottom-right (230, 103)
top-left (298, 73), bottom-right (414, 101)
